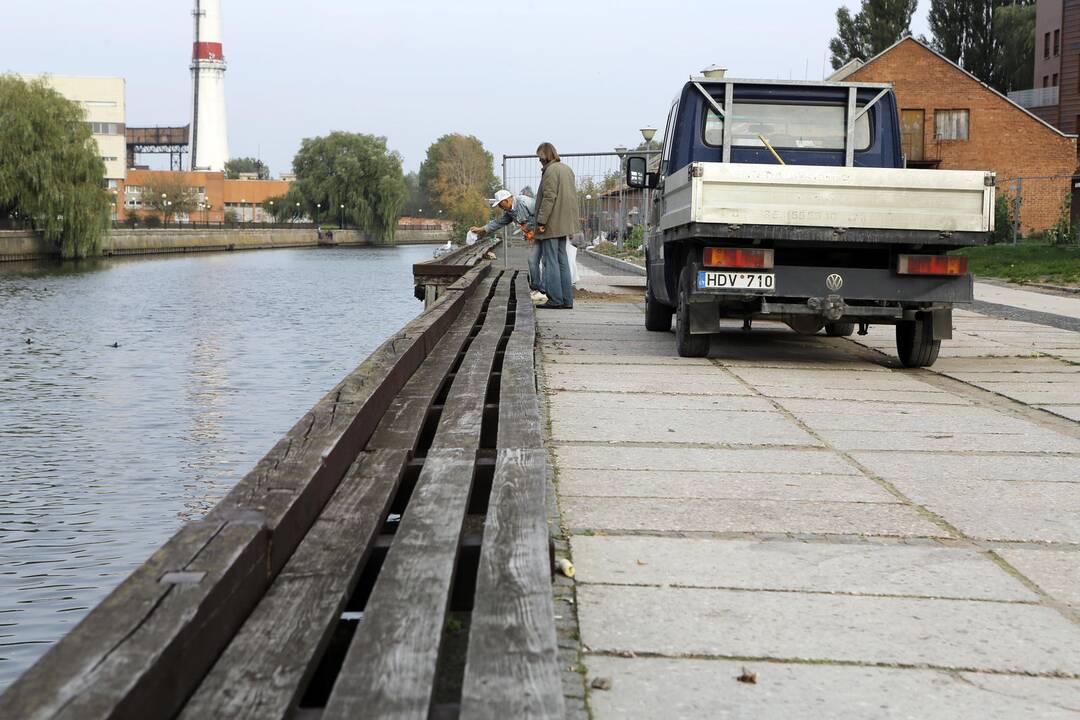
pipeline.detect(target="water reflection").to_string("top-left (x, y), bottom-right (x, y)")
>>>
top-left (0, 245), bottom-right (434, 689)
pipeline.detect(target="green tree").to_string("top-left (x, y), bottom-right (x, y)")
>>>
top-left (829, 0), bottom-right (917, 69)
top-left (0, 75), bottom-right (111, 258)
top-left (291, 132), bottom-right (406, 241)
top-left (140, 177), bottom-right (199, 224)
top-left (930, 0), bottom-right (1035, 91)
top-left (418, 134), bottom-right (499, 239)
top-left (402, 171), bottom-right (427, 216)
top-left (261, 194), bottom-right (291, 223)
top-left (224, 157), bottom-right (270, 180)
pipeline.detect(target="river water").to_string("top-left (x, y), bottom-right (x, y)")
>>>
top-left (0, 245), bottom-right (437, 690)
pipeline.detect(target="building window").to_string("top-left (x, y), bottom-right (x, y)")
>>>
top-left (1055, 29), bottom-right (1061, 56)
top-left (1045, 32), bottom-right (1051, 58)
top-left (87, 122), bottom-right (121, 135)
top-left (1044, 76), bottom-right (1050, 88)
top-left (1054, 73), bottom-right (1059, 87)
top-left (934, 109), bottom-right (969, 141)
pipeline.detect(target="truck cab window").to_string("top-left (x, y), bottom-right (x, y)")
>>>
top-left (704, 103), bottom-right (871, 151)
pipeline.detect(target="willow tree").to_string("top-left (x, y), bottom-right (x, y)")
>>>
top-left (290, 132), bottom-right (406, 241)
top-left (0, 75), bottom-right (111, 258)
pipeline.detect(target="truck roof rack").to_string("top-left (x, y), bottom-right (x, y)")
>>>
top-left (688, 76), bottom-right (893, 90)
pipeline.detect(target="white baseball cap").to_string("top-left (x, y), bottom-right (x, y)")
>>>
top-left (490, 189), bottom-right (513, 207)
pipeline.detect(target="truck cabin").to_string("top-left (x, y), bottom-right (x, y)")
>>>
top-left (659, 78), bottom-right (903, 176)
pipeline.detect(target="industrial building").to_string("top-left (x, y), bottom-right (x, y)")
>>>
top-left (23, 75), bottom-right (127, 191)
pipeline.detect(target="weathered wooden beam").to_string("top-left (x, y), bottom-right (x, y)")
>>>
top-left (459, 449), bottom-right (563, 719)
top-left (321, 448), bottom-right (478, 720)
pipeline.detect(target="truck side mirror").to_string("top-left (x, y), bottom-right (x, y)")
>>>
top-left (626, 156), bottom-right (660, 189)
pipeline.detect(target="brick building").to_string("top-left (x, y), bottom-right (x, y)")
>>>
top-left (841, 37), bottom-right (1077, 232)
top-left (122, 170), bottom-right (291, 223)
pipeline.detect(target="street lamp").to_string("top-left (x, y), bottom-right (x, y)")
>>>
top-left (111, 189), bottom-right (119, 225)
top-left (614, 146), bottom-right (628, 248)
top-left (161, 193), bottom-right (168, 228)
top-left (340, 204), bottom-right (345, 229)
top-left (240, 198), bottom-right (246, 224)
top-left (639, 127), bottom-right (657, 240)
top-left (316, 203), bottom-right (321, 227)
top-left (295, 201), bottom-right (301, 224)
top-left (268, 199), bottom-right (274, 224)
top-left (585, 194), bottom-right (592, 243)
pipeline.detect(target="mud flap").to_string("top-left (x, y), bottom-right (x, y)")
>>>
top-left (931, 308), bottom-right (953, 340)
top-left (689, 299), bottom-right (720, 334)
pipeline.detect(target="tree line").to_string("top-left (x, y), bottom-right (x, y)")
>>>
top-left (829, 0), bottom-right (1036, 93)
top-left (0, 72), bottom-right (501, 254)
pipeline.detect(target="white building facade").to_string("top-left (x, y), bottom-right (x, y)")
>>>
top-left (23, 75), bottom-right (127, 188)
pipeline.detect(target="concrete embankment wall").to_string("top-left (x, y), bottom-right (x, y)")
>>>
top-left (0, 227), bottom-right (447, 262)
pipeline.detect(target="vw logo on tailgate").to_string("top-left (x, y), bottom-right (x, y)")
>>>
top-left (825, 273), bottom-right (844, 291)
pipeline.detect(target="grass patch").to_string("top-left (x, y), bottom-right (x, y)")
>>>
top-left (954, 244), bottom-right (1080, 286)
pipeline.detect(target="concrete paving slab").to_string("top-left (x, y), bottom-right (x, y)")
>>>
top-left (539, 324), bottom-right (677, 342)
top-left (577, 585), bottom-right (1080, 674)
top-left (955, 385), bottom-right (1080, 405)
top-left (789, 407), bottom-right (1043, 435)
top-left (549, 405), bottom-right (819, 447)
top-left (557, 468), bottom-right (894, 503)
top-left (544, 367), bottom-right (747, 395)
top-left (727, 367), bottom-right (940, 392)
top-left (541, 352), bottom-right (714, 366)
top-left (760, 386), bottom-right (972, 404)
top-left (816, 428), bottom-right (1080, 454)
top-left (549, 391), bottom-right (775, 412)
top-left (561, 497), bottom-right (946, 537)
top-left (1039, 405), bottom-right (1080, 422)
top-left (541, 339), bottom-right (687, 359)
top-left (570, 536), bottom-right (1035, 601)
top-left (554, 445), bottom-right (858, 475)
top-left (584, 656), bottom-right (1080, 720)
top-left (852, 451), bottom-right (1080, 483)
top-left (932, 357), bottom-right (1080, 374)
top-left (996, 548), bottom-right (1080, 607)
top-left (975, 282), bottom-right (1080, 318)
top-left (887, 477), bottom-right (1080, 543)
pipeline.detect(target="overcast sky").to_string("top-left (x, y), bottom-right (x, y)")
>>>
top-left (4, 1), bottom-right (930, 177)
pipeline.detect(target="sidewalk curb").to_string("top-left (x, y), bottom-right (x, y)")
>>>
top-left (582, 248), bottom-right (646, 276)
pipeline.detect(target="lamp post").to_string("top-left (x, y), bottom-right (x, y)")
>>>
top-left (268, 199), bottom-right (274, 224)
top-left (161, 193), bottom-right (168, 228)
top-left (639, 127), bottom-right (657, 245)
top-left (111, 190), bottom-right (119, 226)
top-left (585, 194), bottom-right (592, 243)
top-left (316, 203), bottom-right (321, 227)
top-left (295, 201), bottom-right (301, 224)
top-left (614, 146), bottom-right (627, 248)
top-left (240, 198), bottom-right (246, 224)
top-left (340, 204), bottom-right (345, 229)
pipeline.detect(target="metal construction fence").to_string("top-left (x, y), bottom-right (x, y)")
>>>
top-left (996, 174), bottom-right (1079, 245)
top-left (501, 151), bottom-right (660, 249)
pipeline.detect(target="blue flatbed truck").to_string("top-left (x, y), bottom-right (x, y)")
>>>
top-left (626, 74), bottom-right (995, 366)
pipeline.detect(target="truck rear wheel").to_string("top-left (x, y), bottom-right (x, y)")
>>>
top-left (645, 280), bottom-right (673, 332)
top-left (896, 313), bottom-right (940, 367)
top-left (825, 322), bottom-right (855, 337)
top-left (676, 265), bottom-right (709, 357)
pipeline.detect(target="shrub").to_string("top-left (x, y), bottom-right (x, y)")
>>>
top-left (142, 214), bottom-right (162, 229)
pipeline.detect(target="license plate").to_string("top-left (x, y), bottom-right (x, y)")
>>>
top-left (698, 271), bottom-right (775, 290)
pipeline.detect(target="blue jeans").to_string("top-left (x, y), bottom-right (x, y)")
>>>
top-left (528, 240), bottom-right (544, 292)
top-left (540, 237), bottom-right (573, 307)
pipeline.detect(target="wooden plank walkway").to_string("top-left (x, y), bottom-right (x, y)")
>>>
top-left (0, 246), bottom-right (563, 719)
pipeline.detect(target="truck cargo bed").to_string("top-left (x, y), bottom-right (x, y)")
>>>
top-left (660, 162), bottom-right (995, 238)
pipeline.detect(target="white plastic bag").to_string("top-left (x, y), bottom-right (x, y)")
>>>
top-left (567, 242), bottom-right (579, 284)
top-left (465, 231), bottom-right (478, 245)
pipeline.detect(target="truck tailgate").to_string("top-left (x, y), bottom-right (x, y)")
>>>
top-left (661, 162), bottom-right (995, 234)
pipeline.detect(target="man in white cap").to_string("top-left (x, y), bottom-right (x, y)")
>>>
top-left (471, 190), bottom-right (545, 303)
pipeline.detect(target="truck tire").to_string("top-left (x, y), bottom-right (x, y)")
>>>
top-left (645, 281), bottom-right (673, 331)
top-left (896, 313), bottom-right (940, 367)
top-left (675, 265), bottom-right (709, 357)
top-left (825, 322), bottom-right (855, 337)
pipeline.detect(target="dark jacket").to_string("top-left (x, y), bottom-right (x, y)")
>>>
top-left (535, 160), bottom-right (579, 240)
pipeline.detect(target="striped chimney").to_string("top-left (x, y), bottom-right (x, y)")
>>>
top-left (190, 0), bottom-right (228, 172)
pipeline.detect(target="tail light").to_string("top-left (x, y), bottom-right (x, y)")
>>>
top-left (703, 247), bottom-right (774, 269)
top-left (897, 254), bottom-right (968, 276)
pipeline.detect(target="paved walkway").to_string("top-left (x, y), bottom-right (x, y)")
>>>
top-left (538, 295), bottom-right (1080, 718)
top-left (975, 281), bottom-right (1080, 320)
